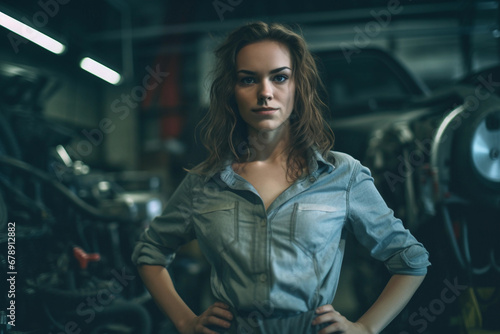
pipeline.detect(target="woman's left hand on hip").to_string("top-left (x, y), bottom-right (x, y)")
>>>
top-left (312, 304), bottom-right (371, 334)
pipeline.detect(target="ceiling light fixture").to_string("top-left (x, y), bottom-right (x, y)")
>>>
top-left (0, 10), bottom-right (66, 54)
top-left (79, 57), bottom-right (121, 85)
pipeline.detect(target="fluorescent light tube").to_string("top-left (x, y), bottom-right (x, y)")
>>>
top-left (79, 57), bottom-right (121, 85)
top-left (0, 10), bottom-right (66, 54)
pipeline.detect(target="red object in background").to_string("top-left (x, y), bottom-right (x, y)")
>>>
top-left (142, 54), bottom-right (181, 110)
top-left (142, 53), bottom-right (185, 139)
top-left (160, 114), bottom-right (184, 138)
top-left (73, 246), bottom-right (101, 269)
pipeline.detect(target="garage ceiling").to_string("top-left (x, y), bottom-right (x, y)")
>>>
top-left (0, 0), bottom-right (497, 82)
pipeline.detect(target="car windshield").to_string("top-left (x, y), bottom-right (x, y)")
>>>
top-left (317, 52), bottom-right (422, 118)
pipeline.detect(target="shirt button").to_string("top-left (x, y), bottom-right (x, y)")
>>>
top-left (259, 274), bottom-right (267, 282)
top-left (309, 176), bottom-right (316, 182)
top-left (260, 219), bottom-right (267, 227)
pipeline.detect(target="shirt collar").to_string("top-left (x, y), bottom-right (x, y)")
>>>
top-left (308, 147), bottom-right (335, 174)
top-left (218, 147), bottom-right (334, 184)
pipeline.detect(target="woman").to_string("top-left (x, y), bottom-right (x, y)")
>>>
top-left (132, 22), bottom-right (430, 334)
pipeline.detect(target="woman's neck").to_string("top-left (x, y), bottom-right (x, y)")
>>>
top-left (246, 123), bottom-right (290, 163)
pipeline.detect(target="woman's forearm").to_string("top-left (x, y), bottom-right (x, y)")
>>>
top-left (356, 274), bottom-right (426, 334)
top-left (137, 264), bottom-right (196, 332)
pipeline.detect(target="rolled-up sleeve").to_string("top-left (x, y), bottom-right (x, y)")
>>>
top-left (346, 161), bottom-right (430, 275)
top-left (131, 173), bottom-right (197, 267)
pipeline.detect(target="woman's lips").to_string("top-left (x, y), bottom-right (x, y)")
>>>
top-left (252, 108), bottom-right (278, 115)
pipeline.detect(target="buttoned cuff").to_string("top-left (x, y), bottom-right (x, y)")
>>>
top-left (384, 244), bottom-right (431, 276)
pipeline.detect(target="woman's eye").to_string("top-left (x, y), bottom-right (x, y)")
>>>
top-left (274, 75), bottom-right (288, 83)
top-left (240, 77), bottom-right (255, 84)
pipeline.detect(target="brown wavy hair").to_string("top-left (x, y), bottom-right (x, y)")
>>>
top-left (192, 21), bottom-right (335, 180)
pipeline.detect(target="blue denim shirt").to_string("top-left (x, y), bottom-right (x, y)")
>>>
top-left (132, 150), bottom-right (430, 313)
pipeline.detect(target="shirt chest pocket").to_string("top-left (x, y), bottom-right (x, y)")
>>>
top-left (291, 203), bottom-right (342, 255)
top-left (197, 201), bottom-right (238, 253)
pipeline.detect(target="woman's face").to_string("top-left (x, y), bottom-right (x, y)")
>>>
top-left (234, 40), bottom-right (295, 136)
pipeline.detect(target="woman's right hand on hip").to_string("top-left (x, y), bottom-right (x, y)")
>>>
top-left (179, 302), bottom-right (233, 334)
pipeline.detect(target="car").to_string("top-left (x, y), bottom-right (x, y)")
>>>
top-left (315, 47), bottom-right (500, 333)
